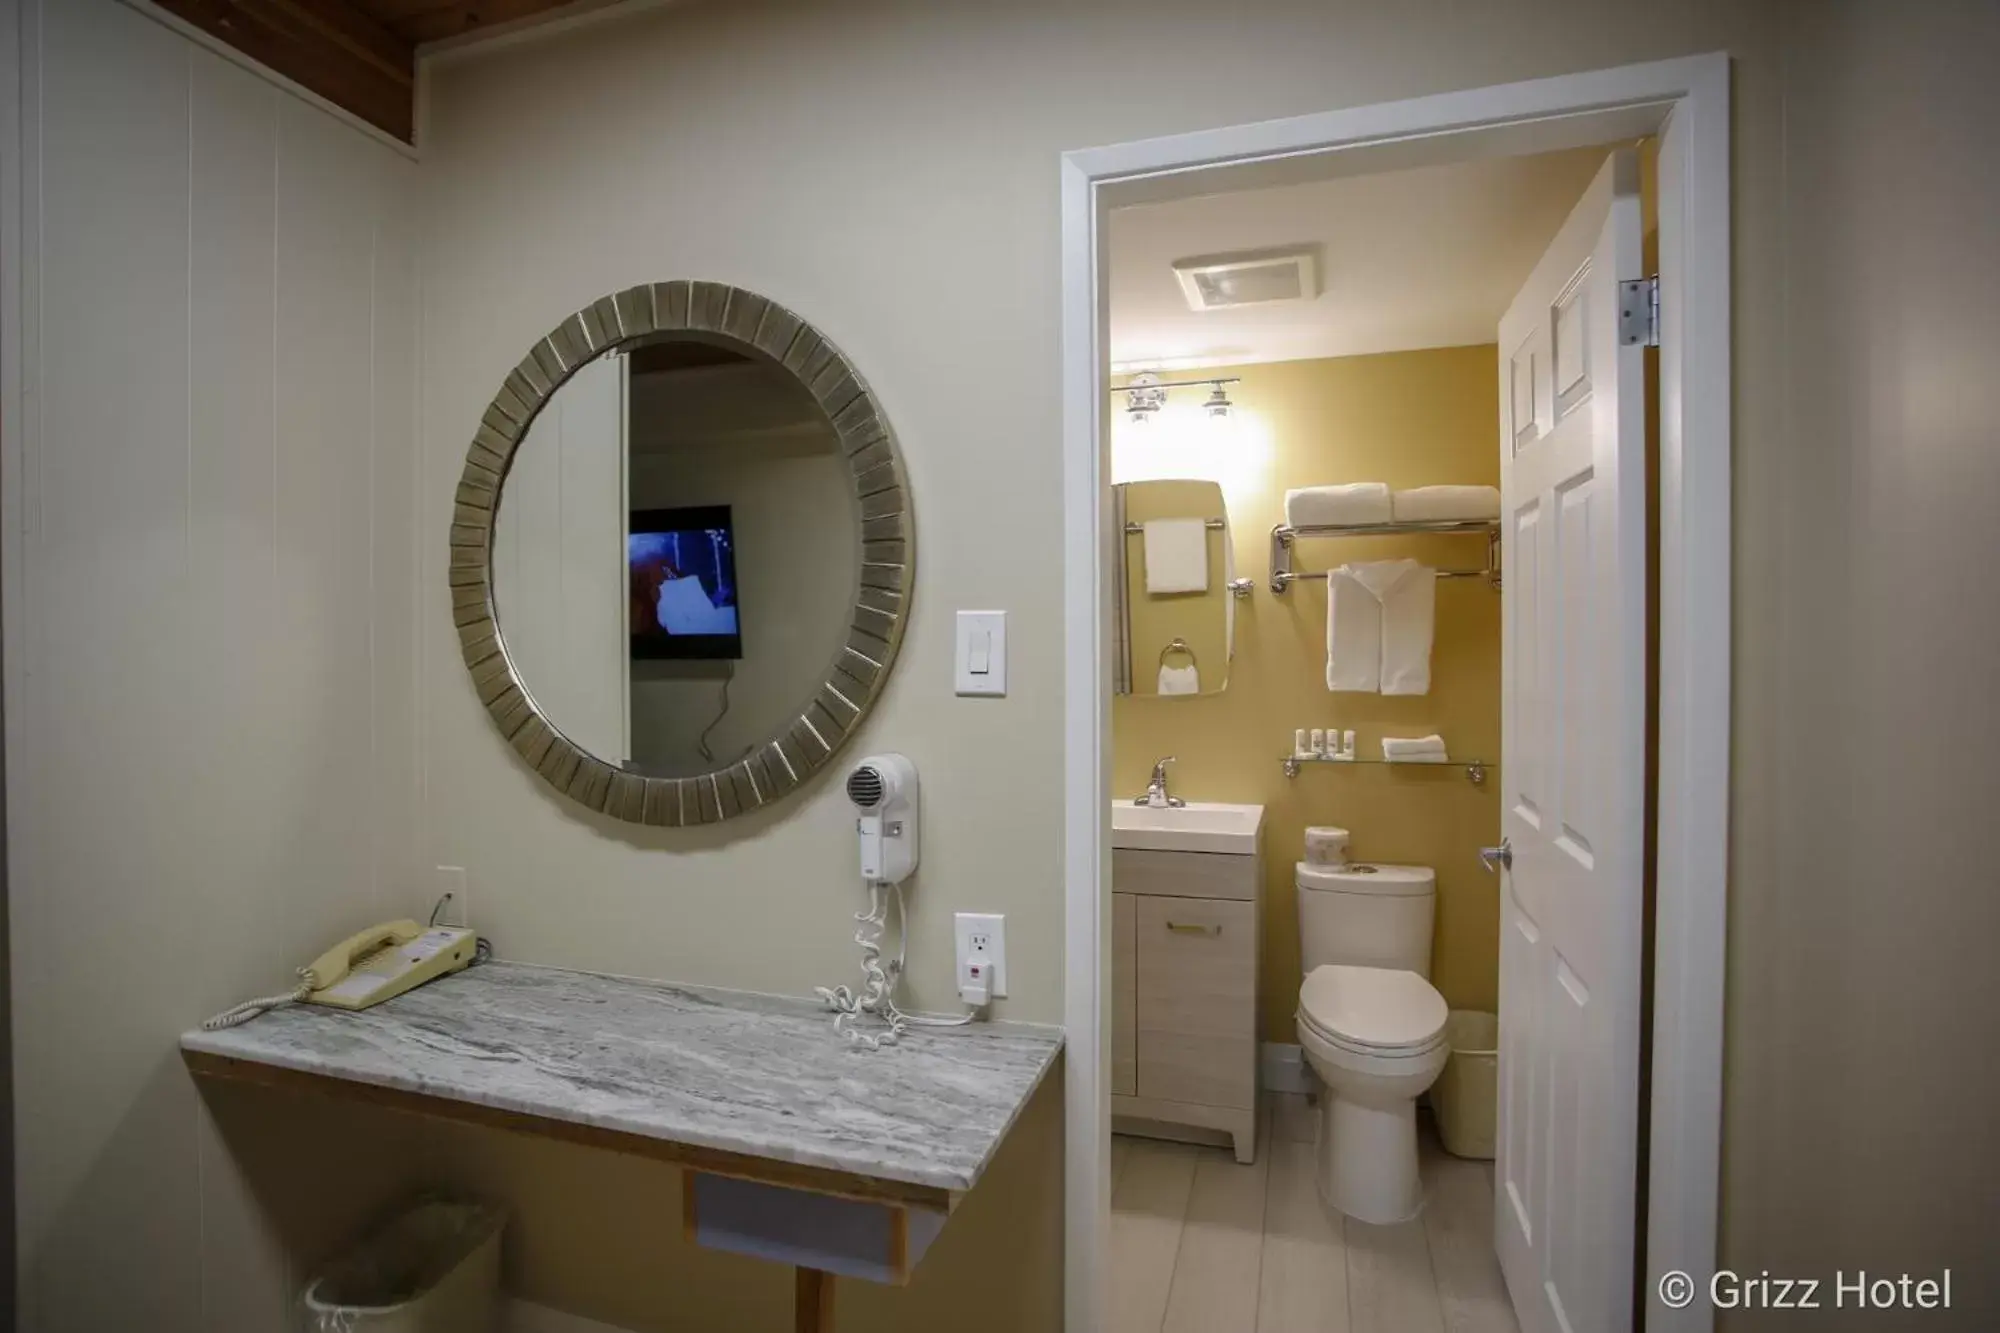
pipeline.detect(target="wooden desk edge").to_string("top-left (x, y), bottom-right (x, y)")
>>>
top-left (182, 1047), bottom-right (958, 1212)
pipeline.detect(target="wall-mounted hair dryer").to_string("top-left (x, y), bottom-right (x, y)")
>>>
top-left (847, 753), bottom-right (919, 884)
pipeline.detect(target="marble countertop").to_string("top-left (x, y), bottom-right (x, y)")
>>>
top-left (181, 962), bottom-right (1062, 1196)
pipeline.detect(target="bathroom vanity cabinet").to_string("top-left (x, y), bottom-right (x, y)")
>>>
top-left (1111, 846), bottom-right (1262, 1163)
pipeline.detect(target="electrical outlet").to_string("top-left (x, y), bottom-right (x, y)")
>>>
top-left (433, 866), bottom-right (470, 928)
top-left (953, 912), bottom-right (1007, 998)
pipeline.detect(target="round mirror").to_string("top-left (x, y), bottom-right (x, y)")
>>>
top-left (453, 282), bottom-right (912, 826)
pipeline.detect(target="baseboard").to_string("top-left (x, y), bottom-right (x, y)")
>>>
top-left (508, 1299), bottom-right (638, 1333)
top-left (1261, 1041), bottom-right (1310, 1094)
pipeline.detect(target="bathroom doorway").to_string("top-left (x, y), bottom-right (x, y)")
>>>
top-left (1061, 56), bottom-right (1731, 1333)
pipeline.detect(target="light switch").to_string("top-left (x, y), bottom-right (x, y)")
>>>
top-left (954, 610), bottom-right (1007, 696)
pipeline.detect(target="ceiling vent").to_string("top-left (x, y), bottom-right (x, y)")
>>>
top-left (1173, 247), bottom-right (1320, 312)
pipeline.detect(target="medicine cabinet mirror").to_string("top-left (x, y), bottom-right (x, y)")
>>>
top-left (1115, 478), bottom-right (1237, 697)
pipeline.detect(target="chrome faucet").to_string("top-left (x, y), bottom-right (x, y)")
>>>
top-left (1134, 756), bottom-right (1186, 808)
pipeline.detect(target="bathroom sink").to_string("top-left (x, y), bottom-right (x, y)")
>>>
top-left (1110, 802), bottom-right (1265, 856)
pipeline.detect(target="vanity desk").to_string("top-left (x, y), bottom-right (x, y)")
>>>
top-left (181, 962), bottom-right (1062, 1332)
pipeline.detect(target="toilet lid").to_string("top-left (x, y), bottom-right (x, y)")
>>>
top-left (1299, 965), bottom-right (1448, 1051)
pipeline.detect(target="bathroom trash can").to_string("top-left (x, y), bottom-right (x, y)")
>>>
top-left (299, 1199), bottom-right (505, 1333)
top-left (1434, 1010), bottom-right (1498, 1159)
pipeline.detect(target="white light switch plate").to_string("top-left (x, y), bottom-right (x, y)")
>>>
top-left (953, 912), bottom-right (1008, 998)
top-left (954, 610), bottom-right (1007, 696)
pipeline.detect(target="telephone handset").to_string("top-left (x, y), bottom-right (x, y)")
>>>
top-left (302, 919), bottom-right (475, 1010)
top-left (203, 918), bottom-right (478, 1030)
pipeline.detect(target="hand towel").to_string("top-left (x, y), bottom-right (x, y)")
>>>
top-left (1381, 734), bottom-right (1449, 761)
top-left (1157, 663), bottom-right (1201, 695)
top-left (1390, 485), bottom-right (1501, 523)
top-left (1326, 565), bottom-right (1385, 691)
top-left (1347, 558), bottom-right (1438, 695)
top-left (1143, 518), bottom-right (1209, 594)
top-left (1285, 483), bottom-right (1392, 528)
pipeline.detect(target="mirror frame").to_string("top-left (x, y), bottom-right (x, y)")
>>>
top-left (452, 281), bottom-right (913, 826)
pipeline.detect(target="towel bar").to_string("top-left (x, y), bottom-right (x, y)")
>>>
top-left (1268, 519), bottom-right (1502, 593)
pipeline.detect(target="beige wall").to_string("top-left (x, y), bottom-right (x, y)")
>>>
top-left (412, 0), bottom-right (1784, 1328)
top-left (30, 0), bottom-right (2000, 1329)
top-left (1719, 0), bottom-right (2000, 1322)
top-left (3, 3), bottom-right (429, 1328)
top-left (1113, 350), bottom-right (1504, 1040)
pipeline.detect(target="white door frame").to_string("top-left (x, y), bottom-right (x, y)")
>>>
top-left (1059, 52), bottom-right (1730, 1333)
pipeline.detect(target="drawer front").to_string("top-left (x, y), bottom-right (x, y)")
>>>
top-left (1112, 893), bottom-right (1137, 1097)
top-left (1136, 896), bottom-right (1256, 1038)
top-left (1113, 848), bottom-right (1260, 901)
top-left (1137, 1030), bottom-right (1257, 1110)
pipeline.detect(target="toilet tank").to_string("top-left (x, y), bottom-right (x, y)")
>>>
top-left (1296, 862), bottom-right (1436, 976)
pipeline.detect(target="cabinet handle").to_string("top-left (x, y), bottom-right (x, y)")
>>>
top-left (1165, 921), bottom-right (1221, 936)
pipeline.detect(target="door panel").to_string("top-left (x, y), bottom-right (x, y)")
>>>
top-left (1495, 148), bottom-right (1647, 1333)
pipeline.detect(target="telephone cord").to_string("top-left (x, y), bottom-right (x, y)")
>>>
top-left (200, 968), bottom-right (317, 1031)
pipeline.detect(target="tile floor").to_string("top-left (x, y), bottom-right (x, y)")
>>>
top-left (1110, 1094), bottom-right (1519, 1333)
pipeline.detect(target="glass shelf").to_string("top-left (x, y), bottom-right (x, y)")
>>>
top-left (1282, 754), bottom-right (1487, 785)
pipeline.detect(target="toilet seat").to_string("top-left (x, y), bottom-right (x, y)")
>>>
top-left (1298, 964), bottom-right (1447, 1055)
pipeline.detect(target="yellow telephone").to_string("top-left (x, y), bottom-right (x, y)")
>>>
top-left (203, 919), bottom-right (478, 1030)
top-left (301, 919), bottom-right (477, 1011)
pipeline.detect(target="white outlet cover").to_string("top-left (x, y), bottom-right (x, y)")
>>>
top-left (953, 911), bottom-right (1007, 998)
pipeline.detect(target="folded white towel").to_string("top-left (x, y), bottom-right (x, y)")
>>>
top-left (1390, 485), bottom-right (1501, 523)
top-left (1157, 663), bottom-right (1201, 695)
top-left (1326, 566), bottom-right (1384, 691)
top-left (1143, 518), bottom-right (1210, 594)
top-left (1381, 734), bottom-right (1449, 760)
top-left (1326, 558), bottom-right (1436, 694)
top-left (1286, 483), bottom-right (1392, 528)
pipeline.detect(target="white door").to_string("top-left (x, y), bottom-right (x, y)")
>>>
top-left (492, 352), bottom-right (632, 762)
top-left (1494, 149), bottom-right (1647, 1333)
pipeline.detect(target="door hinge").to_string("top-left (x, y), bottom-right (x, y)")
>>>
top-left (1619, 276), bottom-right (1660, 347)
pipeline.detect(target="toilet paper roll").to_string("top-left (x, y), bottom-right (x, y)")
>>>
top-left (1304, 826), bottom-right (1350, 866)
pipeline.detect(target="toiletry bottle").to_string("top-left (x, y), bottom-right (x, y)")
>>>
top-left (1310, 729), bottom-right (1326, 758)
top-left (1294, 729), bottom-right (1309, 759)
top-left (1342, 729), bottom-right (1357, 759)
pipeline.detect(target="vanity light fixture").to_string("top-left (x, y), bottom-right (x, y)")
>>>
top-left (1124, 372), bottom-right (1167, 425)
top-left (1114, 373), bottom-right (1241, 424)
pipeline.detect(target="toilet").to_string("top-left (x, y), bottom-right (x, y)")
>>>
top-left (1295, 861), bottom-right (1449, 1224)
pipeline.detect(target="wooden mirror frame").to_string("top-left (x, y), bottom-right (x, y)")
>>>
top-left (452, 281), bottom-right (912, 826)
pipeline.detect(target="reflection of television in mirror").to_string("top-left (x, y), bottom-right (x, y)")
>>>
top-left (629, 506), bottom-right (742, 660)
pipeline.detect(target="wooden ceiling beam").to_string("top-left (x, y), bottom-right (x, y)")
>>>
top-left (153, 0), bottom-right (417, 143)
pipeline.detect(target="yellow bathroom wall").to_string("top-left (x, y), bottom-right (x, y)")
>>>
top-left (1112, 347), bottom-right (1503, 1041)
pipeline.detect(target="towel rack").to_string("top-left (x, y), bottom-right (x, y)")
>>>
top-left (1158, 637), bottom-right (1198, 668)
top-left (1268, 519), bottom-right (1501, 594)
top-left (1125, 518), bottom-right (1224, 533)
top-left (1124, 518), bottom-right (1255, 599)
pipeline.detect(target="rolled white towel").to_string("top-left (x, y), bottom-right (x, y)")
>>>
top-left (1390, 485), bottom-right (1501, 523)
top-left (1381, 734), bottom-right (1449, 762)
top-left (1286, 483), bottom-right (1391, 528)
top-left (1157, 663), bottom-right (1201, 695)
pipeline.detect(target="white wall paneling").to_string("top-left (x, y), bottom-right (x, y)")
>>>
top-left (2, 2), bottom-right (423, 1328)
